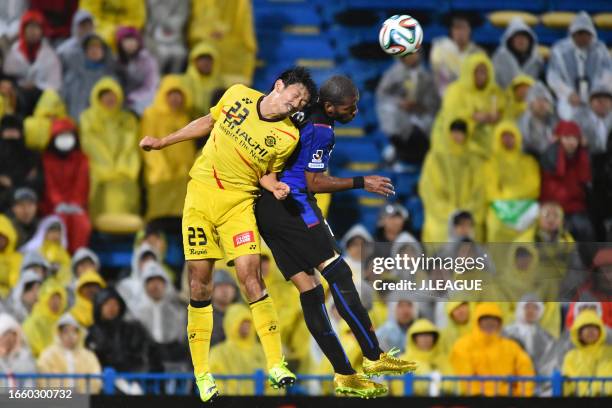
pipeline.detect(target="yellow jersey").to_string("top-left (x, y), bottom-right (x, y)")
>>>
top-left (189, 84), bottom-right (300, 193)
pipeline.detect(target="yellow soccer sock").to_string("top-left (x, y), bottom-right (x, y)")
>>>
top-left (249, 295), bottom-right (283, 370)
top-left (187, 304), bottom-right (213, 375)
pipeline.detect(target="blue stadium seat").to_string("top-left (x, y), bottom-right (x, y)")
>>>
top-left (332, 137), bottom-right (381, 170)
top-left (253, 4), bottom-right (321, 30)
top-left (404, 196), bottom-right (424, 231)
top-left (257, 34), bottom-right (335, 63)
top-left (550, 0), bottom-right (612, 13)
top-left (472, 22), bottom-right (505, 46)
top-left (533, 25), bottom-right (567, 46)
top-left (449, 0), bottom-right (547, 13)
top-left (393, 170), bottom-right (421, 198)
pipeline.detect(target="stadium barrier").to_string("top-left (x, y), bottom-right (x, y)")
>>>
top-left (1, 370), bottom-right (611, 397)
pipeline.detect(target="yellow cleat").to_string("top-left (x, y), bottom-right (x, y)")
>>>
top-left (334, 373), bottom-right (388, 398)
top-left (362, 347), bottom-right (418, 377)
top-left (195, 372), bottom-right (219, 403)
top-left (268, 357), bottom-right (297, 389)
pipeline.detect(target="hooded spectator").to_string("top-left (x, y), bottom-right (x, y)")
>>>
top-left (115, 26), bottom-right (159, 115)
top-left (3, 10), bottom-right (62, 92)
top-left (540, 121), bottom-right (593, 241)
top-left (503, 297), bottom-right (558, 379)
top-left (574, 248), bottom-right (612, 326)
top-left (182, 42), bottom-right (223, 119)
top-left (374, 203), bottom-right (412, 245)
top-left (0, 115), bottom-right (41, 210)
top-left (5, 270), bottom-right (42, 323)
top-left (209, 303), bottom-right (267, 395)
top-left (451, 303), bottom-right (535, 396)
top-left (188, 0), bottom-right (256, 85)
top-left (519, 81), bottom-right (558, 157)
top-left (438, 301), bottom-right (472, 357)
top-left (8, 188), bottom-right (40, 248)
top-left (430, 13), bottom-right (483, 96)
top-left (117, 242), bottom-right (160, 314)
top-left (562, 310), bottom-right (612, 396)
top-left (41, 119), bottom-right (91, 253)
top-left (79, 0), bottom-right (146, 48)
top-left (340, 224), bottom-right (374, 278)
top-left (80, 77), bottom-right (141, 220)
top-left (144, 0), bottom-right (189, 73)
top-left (19, 251), bottom-right (51, 282)
top-left (431, 53), bottom-right (506, 155)
top-left (573, 77), bottom-right (612, 154)
top-left (56, 10), bottom-right (95, 63)
top-left (29, 0), bottom-right (78, 40)
top-left (37, 313), bottom-right (102, 393)
top-left (420, 118), bottom-right (487, 242)
top-left (376, 300), bottom-right (418, 353)
top-left (0, 214), bottom-right (21, 297)
top-left (61, 33), bottom-right (115, 119)
top-left (85, 288), bottom-right (161, 373)
top-left (25, 219), bottom-right (72, 286)
top-left (376, 52), bottom-right (440, 164)
top-left (69, 269), bottom-right (106, 328)
top-left (547, 12), bottom-right (612, 120)
top-left (23, 89), bottom-right (69, 151)
top-left (141, 75), bottom-right (195, 220)
top-left (22, 282), bottom-right (67, 358)
top-left (516, 202), bottom-right (574, 243)
top-left (70, 247), bottom-right (101, 280)
top-left (485, 121), bottom-right (540, 242)
top-left (505, 74), bottom-right (535, 120)
top-left (492, 17), bottom-right (543, 89)
top-left (0, 313), bottom-right (36, 387)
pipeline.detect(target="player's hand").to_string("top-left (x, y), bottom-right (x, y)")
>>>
top-left (364, 175), bottom-right (395, 197)
top-left (140, 136), bottom-right (165, 151)
top-left (272, 182), bottom-right (290, 200)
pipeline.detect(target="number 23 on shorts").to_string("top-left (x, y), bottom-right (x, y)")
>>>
top-left (187, 226), bottom-right (207, 246)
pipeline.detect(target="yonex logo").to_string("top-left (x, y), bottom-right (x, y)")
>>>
top-left (269, 325), bottom-right (277, 331)
top-left (249, 244), bottom-right (257, 250)
top-left (189, 333), bottom-right (196, 340)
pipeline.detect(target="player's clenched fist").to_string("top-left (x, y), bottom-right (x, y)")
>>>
top-left (272, 182), bottom-right (290, 200)
top-left (364, 175), bottom-right (395, 197)
top-left (140, 136), bottom-right (165, 151)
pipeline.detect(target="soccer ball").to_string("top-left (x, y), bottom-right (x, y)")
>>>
top-left (378, 15), bottom-right (423, 57)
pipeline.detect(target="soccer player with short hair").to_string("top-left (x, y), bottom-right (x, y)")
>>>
top-left (140, 67), bottom-right (316, 402)
top-left (257, 75), bottom-right (417, 398)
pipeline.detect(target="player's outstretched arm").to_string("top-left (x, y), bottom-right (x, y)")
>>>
top-left (260, 173), bottom-right (290, 200)
top-left (306, 172), bottom-right (395, 197)
top-left (140, 114), bottom-right (215, 151)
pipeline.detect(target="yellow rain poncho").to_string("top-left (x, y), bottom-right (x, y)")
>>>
top-left (188, 0), bottom-right (257, 85)
top-left (23, 89), bottom-right (68, 151)
top-left (80, 77), bottom-right (141, 220)
top-left (563, 310), bottom-right (612, 396)
top-left (484, 121), bottom-right (540, 243)
top-left (391, 319), bottom-right (452, 396)
top-left (79, 0), bottom-right (146, 49)
top-left (208, 303), bottom-right (268, 395)
top-left (37, 313), bottom-right (102, 393)
top-left (431, 53), bottom-right (506, 155)
top-left (504, 74), bottom-right (535, 121)
top-left (22, 283), bottom-right (67, 358)
top-left (141, 75), bottom-right (196, 220)
top-left (439, 302), bottom-right (473, 357)
top-left (69, 269), bottom-right (107, 328)
top-left (182, 43), bottom-right (223, 119)
top-left (419, 118), bottom-right (487, 242)
top-left (0, 214), bottom-right (21, 296)
top-left (450, 303), bottom-right (535, 396)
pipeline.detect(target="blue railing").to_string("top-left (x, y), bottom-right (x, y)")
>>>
top-left (1, 370), bottom-right (611, 397)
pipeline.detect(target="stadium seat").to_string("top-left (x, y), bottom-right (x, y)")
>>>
top-left (541, 12), bottom-right (576, 29)
top-left (549, 0), bottom-right (612, 13)
top-left (471, 22), bottom-right (505, 46)
top-left (257, 34), bottom-right (334, 65)
top-left (533, 25), bottom-right (566, 45)
top-left (253, 4), bottom-right (321, 31)
top-left (449, 0), bottom-right (547, 13)
top-left (393, 170), bottom-right (421, 198)
top-left (488, 11), bottom-right (539, 27)
top-left (404, 196), bottom-right (424, 231)
top-left (333, 138), bottom-right (381, 170)
top-left (593, 13), bottom-right (612, 30)
top-left (335, 116), bottom-right (366, 138)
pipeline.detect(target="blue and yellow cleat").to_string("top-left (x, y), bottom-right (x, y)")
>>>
top-left (195, 372), bottom-right (219, 403)
top-left (268, 357), bottom-right (297, 389)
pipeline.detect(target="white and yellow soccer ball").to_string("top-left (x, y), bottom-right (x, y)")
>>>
top-left (378, 14), bottom-right (423, 57)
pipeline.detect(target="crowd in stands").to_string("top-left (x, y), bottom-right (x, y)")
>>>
top-left (0, 0), bottom-right (610, 397)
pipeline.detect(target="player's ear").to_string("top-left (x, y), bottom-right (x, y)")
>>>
top-left (274, 79), bottom-right (284, 93)
top-left (323, 101), bottom-right (335, 115)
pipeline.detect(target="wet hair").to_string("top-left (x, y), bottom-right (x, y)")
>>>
top-left (449, 119), bottom-right (468, 133)
top-left (453, 211), bottom-right (474, 226)
top-left (319, 75), bottom-right (359, 106)
top-left (275, 66), bottom-right (317, 103)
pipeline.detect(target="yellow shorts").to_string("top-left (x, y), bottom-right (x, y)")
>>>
top-left (182, 179), bottom-right (260, 261)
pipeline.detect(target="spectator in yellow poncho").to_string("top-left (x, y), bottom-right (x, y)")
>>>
top-left (37, 313), bottom-right (102, 393)
top-left (431, 52), bottom-right (506, 155)
top-left (439, 301), bottom-right (473, 357)
top-left (182, 43), bottom-right (224, 119)
top-left (23, 89), bottom-right (68, 151)
top-left (0, 214), bottom-right (21, 296)
top-left (450, 303), bottom-right (535, 396)
top-left (22, 282), bottom-right (67, 358)
top-left (562, 310), bottom-right (612, 396)
top-left (419, 118), bottom-right (487, 242)
top-left (69, 269), bottom-right (106, 328)
top-left (390, 319), bottom-right (452, 396)
top-left (188, 0), bottom-right (256, 85)
top-left (484, 121), bottom-right (540, 243)
top-left (79, 0), bottom-right (146, 49)
top-left (505, 74), bottom-right (535, 120)
top-left (141, 75), bottom-right (195, 220)
top-left (209, 303), bottom-right (269, 395)
top-left (80, 77), bottom-right (141, 221)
